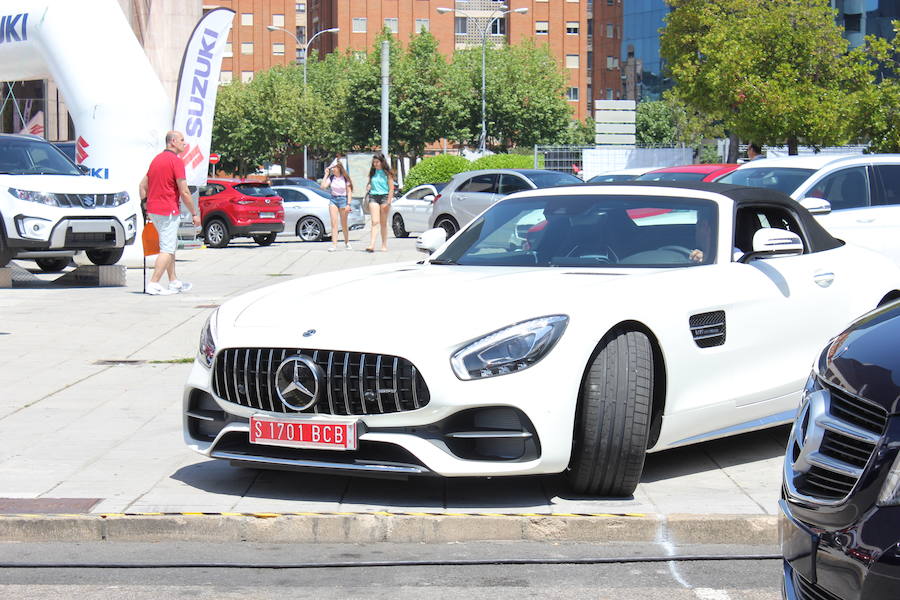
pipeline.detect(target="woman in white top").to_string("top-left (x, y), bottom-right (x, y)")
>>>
top-left (320, 161), bottom-right (353, 251)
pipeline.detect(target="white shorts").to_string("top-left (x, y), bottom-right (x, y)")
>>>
top-left (149, 213), bottom-right (180, 254)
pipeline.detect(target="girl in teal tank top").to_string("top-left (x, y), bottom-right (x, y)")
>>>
top-left (365, 153), bottom-right (395, 252)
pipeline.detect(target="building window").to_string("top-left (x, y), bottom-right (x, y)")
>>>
top-left (223, 42), bottom-right (233, 58)
top-left (272, 14), bottom-right (285, 27)
top-left (241, 42), bottom-right (253, 55)
top-left (844, 13), bottom-right (861, 33)
top-left (240, 13), bottom-right (253, 26)
top-left (273, 43), bottom-right (285, 56)
top-left (566, 54), bottom-right (579, 69)
top-left (455, 16), bottom-right (467, 35)
top-left (241, 71), bottom-right (253, 83)
top-left (220, 71), bottom-right (233, 84)
top-left (567, 87), bottom-right (579, 101)
top-left (606, 88), bottom-right (614, 100)
top-left (385, 18), bottom-right (399, 33)
top-left (606, 55), bottom-right (619, 69)
top-left (415, 18), bottom-right (430, 33)
top-left (296, 26), bottom-right (306, 44)
top-left (535, 21), bottom-right (549, 35)
top-left (587, 19), bottom-right (593, 36)
top-left (606, 23), bottom-right (614, 38)
top-left (490, 17), bottom-right (506, 35)
top-left (566, 22), bottom-right (579, 35)
top-left (296, 3), bottom-right (306, 13)
top-left (352, 18), bottom-right (367, 33)
top-left (587, 50), bottom-right (593, 72)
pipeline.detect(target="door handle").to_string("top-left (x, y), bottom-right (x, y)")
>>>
top-left (813, 270), bottom-right (835, 288)
top-left (856, 217), bottom-right (875, 223)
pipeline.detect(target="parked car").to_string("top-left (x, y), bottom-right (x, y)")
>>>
top-left (268, 176), bottom-right (321, 191)
top-left (717, 154), bottom-right (900, 264)
top-left (183, 181), bottom-right (900, 497)
top-left (197, 179), bottom-right (284, 248)
top-left (271, 185), bottom-right (364, 242)
top-left (781, 299), bottom-right (900, 600)
top-left (0, 133), bottom-right (138, 272)
top-left (390, 183), bottom-right (447, 238)
top-left (428, 169), bottom-right (582, 237)
top-left (586, 167), bottom-right (656, 183)
top-left (634, 164), bottom-right (740, 182)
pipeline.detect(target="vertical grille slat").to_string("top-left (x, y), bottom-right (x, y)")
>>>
top-left (212, 348), bottom-right (430, 416)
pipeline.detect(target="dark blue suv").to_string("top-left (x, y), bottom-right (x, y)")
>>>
top-left (781, 300), bottom-right (900, 599)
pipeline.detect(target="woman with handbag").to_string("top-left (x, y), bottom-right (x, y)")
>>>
top-left (320, 161), bottom-right (353, 252)
top-left (364, 153), bottom-right (395, 253)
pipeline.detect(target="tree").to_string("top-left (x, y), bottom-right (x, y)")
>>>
top-left (853, 21), bottom-right (900, 153)
top-left (635, 101), bottom-right (677, 146)
top-left (661, 0), bottom-right (870, 154)
top-left (210, 81), bottom-right (268, 176)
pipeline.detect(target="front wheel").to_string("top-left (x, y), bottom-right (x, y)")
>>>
top-left (253, 232), bottom-right (277, 246)
top-left (296, 216), bottom-right (325, 242)
top-left (0, 237), bottom-right (13, 267)
top-left (567, 328), bottom-right (653, 497)
top-left (392, 214), bottom-right (408, 238)
top-left (35, 257), bottom-right (71, 272)
top-left (203, 219), bottom-right (231, 248)
top-left (434, 215), bottom-right (458, 238)
top-left (86, 247), bottom-right (124, 266)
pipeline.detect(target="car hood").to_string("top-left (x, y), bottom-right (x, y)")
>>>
top-left (217, 263), bottom-right (656, 353)
top-left (2, 174), bottom-right (126, 193)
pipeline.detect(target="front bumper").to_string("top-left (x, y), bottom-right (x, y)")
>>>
top-left (6, 214), bottom-right (137, 250)
top-left (780, 498), bottom-right (900, 599)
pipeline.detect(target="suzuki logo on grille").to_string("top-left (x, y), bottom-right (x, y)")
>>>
top-left (274, 355), bottom-right (323, 411)
top-left (82, 194), bottom-right (96, 207)
top-left (789, 389), bottom-right (830, 475)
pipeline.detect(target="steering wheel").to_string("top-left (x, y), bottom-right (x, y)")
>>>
top-left (657, 245), bottom-right (693, 259)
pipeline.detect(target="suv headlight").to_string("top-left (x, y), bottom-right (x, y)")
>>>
top-left (878, 451), bottom-right (900, 506)
top-left (198, 310), bottom-right (218, 368)
top-left (8, 188), bottom-right (59, 206)
top-left (450, 315), bottom-right (568, 380)
top-left (111, 191), bottom-right (130, 206)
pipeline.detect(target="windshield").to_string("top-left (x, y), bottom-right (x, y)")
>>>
top-left (0, 137), bottom-right (82, 175)
top-left (433, 194), bottom-right (719, 268)
top-left (235, 183), bottom-right (278, 197)
top-left (716, 167), bottom-right (816, 194)
top-left (636, 171), bottom-right (709, 182)
top-left (523, 171), bottom-right (583, 188)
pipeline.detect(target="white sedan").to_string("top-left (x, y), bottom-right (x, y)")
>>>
top-left (183, 182), bottom-right (900, 497)
top-left (271, 185), bottom-right (364, 242)
top-left (389, 183), bottom-right (446, 238)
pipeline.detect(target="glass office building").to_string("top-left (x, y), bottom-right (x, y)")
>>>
top-left (621, 0), bottom-right (670, 101)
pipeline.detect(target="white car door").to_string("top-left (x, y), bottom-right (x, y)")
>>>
top-left (405, 186), bottom-right (436, 232)
top-left (452, 173), bottom-right (498, 225)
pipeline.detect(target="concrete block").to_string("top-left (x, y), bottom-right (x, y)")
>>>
top-left (0, 516), bottom-right (102, 541)
top-left (0, 268), bottom-right (10, 288)
top-left (55, 265), bottom-right (126, 287)
top-left (666, 514), bottom-right (778, 545)
top-left (524, 516), bottom-right (659, 543)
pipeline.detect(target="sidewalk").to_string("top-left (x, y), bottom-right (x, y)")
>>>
top-left (0, 230), bottom-right (787, 543)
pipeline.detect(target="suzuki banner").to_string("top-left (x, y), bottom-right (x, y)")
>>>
top-left (173, 7), bottom-right (235, 187)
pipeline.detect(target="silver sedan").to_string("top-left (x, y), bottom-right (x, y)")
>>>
top-left (272, 185), bottom-right (364, 242)
top-left (389, 183), bottom-right (446, 238)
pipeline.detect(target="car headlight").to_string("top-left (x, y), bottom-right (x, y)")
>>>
top-left (198, 310), bottom-right (218, 368)
top-left (450, 315), bottom-right (568, 380)
top-left (8, 187), bottom-right (59, 206)
top-left (111, 191), bottom-right (130, 206)
top-left (878, 452), bottom-right (900, 506)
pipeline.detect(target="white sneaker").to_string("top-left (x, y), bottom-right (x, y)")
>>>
top-left (345, 242), bottom-right (352, 250)
top-left (146, 281), bottom-right (176, 296)
top-left (169, 280), bottom-right (193, 293)
top-left (328, 245), bottom-right (337, 252)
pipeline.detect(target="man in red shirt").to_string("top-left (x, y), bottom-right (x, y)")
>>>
top-left (139, 131), bottom-right (201, 295)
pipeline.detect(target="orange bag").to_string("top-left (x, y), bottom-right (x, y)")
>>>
top-left (142, 221), bottom-right (160, 256)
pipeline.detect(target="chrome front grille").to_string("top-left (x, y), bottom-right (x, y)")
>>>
top-left (793, 570), bottom-right (841, 600)
top-left (787, 380), bottom-right (887, 502)
top-left (56, 193), bottom-right (119, 208)
top-left (212, 348), bottom-right (430, 416)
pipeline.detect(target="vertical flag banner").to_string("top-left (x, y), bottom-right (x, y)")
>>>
top-left (173, 8), bottom-right (235, 187)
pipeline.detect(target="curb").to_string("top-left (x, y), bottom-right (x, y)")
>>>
top-left (0, 513), bottom-right (778, 545)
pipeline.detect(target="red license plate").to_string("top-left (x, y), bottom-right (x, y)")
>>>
top-left (249, 416), bottom-right (357, 450)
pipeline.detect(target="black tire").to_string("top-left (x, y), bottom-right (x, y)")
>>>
top-left (0, 236), bottom-right (12, 268)
top-left (85, 247), bottom-right (124, 266)
top-left (296, 216), bottom-right (325, 242)
top-left (204, 218), bottom-right (231, 248)
top-left (253, 232), bottom-right (277, 246)
top-left (35, 257), bottom-right (71, 272)
top-left (567, 328), bottom-right (653, 497)
top-left (392, 214), bottom-right (409, 238)
top-left (434, 215), bottom-right (458, 238)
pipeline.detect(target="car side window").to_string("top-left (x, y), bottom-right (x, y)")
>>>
top-left (805, 167), bottom-right (870, 211)
top-left (198, 184), bottom-right (219, 197)
top-left (734, 206), bottom-right (806, 254)
top-left (277, 189), bottom-right (304, 203)
top-left (498, 174), bottom-right (532, 195)
top-left (458, 174), bottom-right (497, 194)
top-left (873, 165), bottom-right (900, 206)
top-left (407, 188), bottom-right (430, 200)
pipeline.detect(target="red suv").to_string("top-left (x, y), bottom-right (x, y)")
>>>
top-left (198, 179), bottom-right (284, 248)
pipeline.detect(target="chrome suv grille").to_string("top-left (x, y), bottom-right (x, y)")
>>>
top-left (786, 379), bottom-right (887, 502)
top-left (212, 348), bottom-right (430, 416)
top-left (56, 193), bottom-right (119, 208)
top-left (793, 570), bottom-right (842, 600)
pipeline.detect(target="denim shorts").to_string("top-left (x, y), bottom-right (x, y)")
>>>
top-left (330, 195), bottom-right (348, 208)
top-left (148, 213), bottom-right (180, 254)
top-left (368, 194), bottom-right (388, 205)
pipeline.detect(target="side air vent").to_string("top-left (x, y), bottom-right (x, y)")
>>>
top-left (689, 310), bottom-right (726, 348)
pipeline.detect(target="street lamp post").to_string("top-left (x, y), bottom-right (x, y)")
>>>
top-left (437, 5), bottom-right (527, 154)
top-left (267, 25), bottom-right (338, 177)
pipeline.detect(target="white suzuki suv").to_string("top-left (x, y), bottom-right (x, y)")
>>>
top-left (0, 134), bottom-right (138, 272)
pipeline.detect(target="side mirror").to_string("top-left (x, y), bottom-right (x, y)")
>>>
top-left (422, 194), bottom-right (435, 202)
top-left (739, 228), bottom-right (804, 263)
top-left (800, 197), bottom-right (832, 215)
top-left (416, 228), bottom-right (447, 254)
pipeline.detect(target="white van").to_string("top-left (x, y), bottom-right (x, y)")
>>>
top-left (0, 134), bottom-right (138, 272)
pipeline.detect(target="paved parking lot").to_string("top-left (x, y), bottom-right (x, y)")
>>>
top-left (0, 229), bottom-right (789, 517)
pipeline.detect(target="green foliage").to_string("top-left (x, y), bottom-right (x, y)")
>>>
top-left (853, 21), bottom-right (900, 153)
top-left (470, 153), bottom-right (534, 170)
top-left (403, 154), bottom-right (471, 192)
top-left (635, 101), bottom-right (677, 146)
top-left (697, 144), bottom-right (722, 164)
top-left (661, 0), bottom-right (871, 153)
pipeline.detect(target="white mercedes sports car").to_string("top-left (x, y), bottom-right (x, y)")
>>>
top-left (184, 182), bottom-right (900, 497)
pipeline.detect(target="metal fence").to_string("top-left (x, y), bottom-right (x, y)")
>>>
top-left (534, 145), bottom-right (693, 179)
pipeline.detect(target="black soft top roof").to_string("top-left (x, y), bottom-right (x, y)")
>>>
top-left (582, 180), bottom-right (842, 252)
